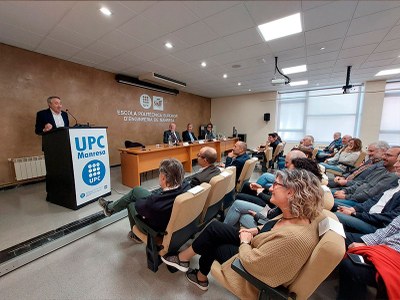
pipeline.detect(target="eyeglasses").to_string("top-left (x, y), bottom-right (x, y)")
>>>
top-left (272, 181), bottom-right (286, 189)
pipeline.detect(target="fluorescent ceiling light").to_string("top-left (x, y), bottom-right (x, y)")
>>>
top-left (289, 80), bottom-right (308, 86)
top-left (237, 82), bottom-right (242, 86)
top-left (201, 62), bottom-right (207, 67)
top-left (282, 64), bottom-right (307, 75)
top-left (258, 13), bottom-right (302, 42)
top-left (375, 68), bottom-right (400, 76)
top-left (165, 42), bottom-right (173, 49)
top-left (223, 74), bottom-right (227, 78)
top-left (100, 7), bottom-right (112, 16)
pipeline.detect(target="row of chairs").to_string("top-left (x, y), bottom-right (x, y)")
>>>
top-left (260, 142), bottom-right (285, 170)
top-left (131, 157), bottom-right (259, 273)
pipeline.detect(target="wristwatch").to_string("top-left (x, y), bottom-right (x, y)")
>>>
top-left (241, 240), bottom-right (250, 245)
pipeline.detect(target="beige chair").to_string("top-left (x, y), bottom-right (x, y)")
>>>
top-left (221, 166), bottom-right (237, 210)
top-left (270, 143), bottom-right (284, 169)
top-left (262, 146), bottom-right (273, 171)
top-left (311, 148), bottom-right (319, 160)
top-left (211, 210), bottom-right (345, 300)
top-left (325, 151), bottom-right (366, 176)
top-left (199, 170), bottom-right (233, 226)
top-left (132, 182), bottom-right (211, 272)
top-left (236, 157), bottom-right (258, 192)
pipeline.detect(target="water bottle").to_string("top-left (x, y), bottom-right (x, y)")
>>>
top-left (168, 135), bottom-right (173, 147)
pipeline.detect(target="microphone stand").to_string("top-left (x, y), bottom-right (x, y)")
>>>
top-left (66, 109), bottom-right (78, 127)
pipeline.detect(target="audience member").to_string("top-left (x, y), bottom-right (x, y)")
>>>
top-left (238, 150), bottom-right (306, 206)
top-left (182, 123), bottom-right (197, 143)
top-left (98, 158), bottom-right (190, 243)
top-left (293, 135), bottom-right (314, 158)
top-left (337, 215), bottom-right (400, 300)
top-left (224, 158), bottom-right (323, 228)
top-left (316, 132), bottom-right (343, 162)
top-left (335, 153), bottom-right (400, 247)
top-left (189, 146), bottom-right (221, 187)
top-left (219, 141), bottom-right (249, 182)
top-left (252, 132), bottom-right (282, 170)
top-left (163, 122), bottom-right (181, 144)
top-left (328, 141), bottom-right (389, 188)
top-left (320, 138), bottom-right (362, 173)
top-left (161, 169), bottom-right (323, 295)
top-left (333, 147), bottom-right (400, 207)
top-left (35, 96), bottom-right (69, 135)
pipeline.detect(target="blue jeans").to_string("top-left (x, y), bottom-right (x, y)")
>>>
top-left (335, 212), bottom-right (378, 234)
top-left (320, 162), bottom-right (344, 173)
top-left (333, 199), bottom-right (359, 211)
top-left (223, 200), bottom-right (264, 228)
top-left (256, 173), bottom-right (275, 188)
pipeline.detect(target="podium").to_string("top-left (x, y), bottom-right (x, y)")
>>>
top-left (43, 127), bottom-right (111, 210)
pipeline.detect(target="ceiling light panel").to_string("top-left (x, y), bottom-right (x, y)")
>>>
top-left (258, 13), bottom-right (302, 42)
top-left (289, 80), bottom-right (308, 86)
top-left (282, 64), bottom-right (307, 75)
top-left (375, 68), bottom-right (400, 76)
top-left (100, 7), bottom-right (112, 16)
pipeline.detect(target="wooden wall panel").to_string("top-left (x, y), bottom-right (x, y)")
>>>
top-left (0, 43), bottom-right (211, 186)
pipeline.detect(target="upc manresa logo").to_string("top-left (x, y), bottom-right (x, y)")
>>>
top-left (82, 160), bottom-right (106, 186)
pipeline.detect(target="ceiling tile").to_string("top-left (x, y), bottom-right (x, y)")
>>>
top-left (367, 49), bottom-right (400, 62)
top-left (140, 1), bottom-right (199, 33)
top-left (183, 1), bottom-right (239, 19)
top-left (203, 4), bottom-right (255, 37)
top-left (48, 25), bottom-right (96, 49)
top-left (173, 39), bottom-right (232, 62)
top-left (72, 49), bottom-right (109, 65)
top-left (0, 1), bottom-right (75, 35)
top-left (305, 21), bottom-right (349, 45)
top-left (301, 1), bottom-right (333, 11)
top-left (129, 44), bottom-right (166, 61)
top-left (118, 1), bottom-right (157, 14)
top-left (118, 15), bottom-right (170, 43)
top-left (339, 44), bottom-right (378, 59)
top-left (85, 40), bottom-right (126, 58)
top-left (245, 1), bottom-right (301, 25)
top-left (307, 51), bottom-right (339, 64)
top-left (384, 25), bottom-right (400, 41)
top-left (343, 28), bottom-right (390, 49)
top-left (172, 21), bottom-right (219, 47)
top-left (98, 30), bottom-right (144, 51)
top-left (353, 1), bottom-right (400, 18)
top-left (58, 2), bottom-right (137, 40)
top-left (374, 38), bottom-right (400, 53)
top-left (306, 38), bottom-right (343, 56)
top-left (0, 21), bottom-right (44, 49)
top-left (223, 28), bottom-right (264, 50)
top-left (267, 33), bottom-right (305, 53)
top-left (36, 37), bottom-right (81, 58)
top-left (348, 7), bottom-right (400, 36)
top-left (303, 1), bottom-right (357, 31)
top-left (360, 58), bottom-right (395, 69)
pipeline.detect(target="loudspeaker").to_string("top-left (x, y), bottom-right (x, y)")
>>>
top-left (264, 113), bottom-right (270, 122)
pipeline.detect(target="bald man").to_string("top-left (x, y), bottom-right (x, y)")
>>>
top-left (220, 141), bottom-right (250, 181)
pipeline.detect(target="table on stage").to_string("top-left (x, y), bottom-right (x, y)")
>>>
top-left (119, 139), bottom-right (237, 188)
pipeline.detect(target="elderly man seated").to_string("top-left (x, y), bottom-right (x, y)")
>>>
top-left (316, 131), bottom-right (343, 162)
top-left (219, 141), bottom-right (249, 182)
top-left (292, 135), bottom-right (314, 158)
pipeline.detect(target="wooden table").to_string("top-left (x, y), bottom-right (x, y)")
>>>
top-left (119, 139), bottom-right (237, 187)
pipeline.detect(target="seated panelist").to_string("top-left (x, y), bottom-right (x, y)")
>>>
top-left (35, 96), bottom-right (69, 135)
top-left (163, 122), bottom-right (181, 144)
top-left (182, 123), bottom-right (198, 143)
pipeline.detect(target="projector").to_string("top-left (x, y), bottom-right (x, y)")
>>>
top-left (271, 78), bottom-right (287, 86)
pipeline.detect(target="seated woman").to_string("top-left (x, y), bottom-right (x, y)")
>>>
top-left (161, 169), bottom-right (324, 296)
top-left (320, 138), bottom-right (362, 173)
top-left (224, 158), bottom-right (323, 228)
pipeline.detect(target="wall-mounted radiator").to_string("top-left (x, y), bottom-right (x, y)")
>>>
top-left (11, 155), bottom-right (46, 181)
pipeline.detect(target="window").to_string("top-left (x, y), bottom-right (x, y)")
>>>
top-left (277, 87), bottom-right (363, 143)
top-left (379, 82), bottom-right (400, 145)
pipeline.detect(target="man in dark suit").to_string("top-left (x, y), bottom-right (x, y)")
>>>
top-left (163, 122), bottom-right (181, 144)
top-left (35, 96), bottom-right (69, 135)
top-left (220, 141), bottom-right (250, 181)
top-left (182, 123), bottom-right (198, 143)
top-left (190, 146), bottom-right (221, 187)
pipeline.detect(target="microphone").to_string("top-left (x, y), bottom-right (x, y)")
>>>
top-left (65, 109), bottom-right (78, 127)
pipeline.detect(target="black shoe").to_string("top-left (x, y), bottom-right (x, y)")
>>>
top-left (127, 231), bottom-right (143, 244)
top-left (98, 197), bottom-right (113, 217)
top-left (185, 268), bottom-right (209, 291)
top-left (161, 254), bottom-right (190, 272)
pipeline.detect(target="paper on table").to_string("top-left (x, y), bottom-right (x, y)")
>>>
top-left (319, 217), bottom-right (346, 238)
top-left (187, 185), bottom-right (204, 195)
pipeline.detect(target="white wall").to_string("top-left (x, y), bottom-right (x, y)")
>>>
top-left (211, 80), bottom-right (387, 152)
top-left (211, 92), bottom-right (277, 150)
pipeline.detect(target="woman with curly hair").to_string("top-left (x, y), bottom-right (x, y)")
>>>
top-left (162, 169), bottom-right (324, 297)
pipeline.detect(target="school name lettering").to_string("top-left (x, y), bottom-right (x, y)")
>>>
top-left (117, 110), bottom-right (178, 123)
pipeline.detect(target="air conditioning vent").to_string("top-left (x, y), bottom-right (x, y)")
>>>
top-left (139, 72), bottom-right (186, 88)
